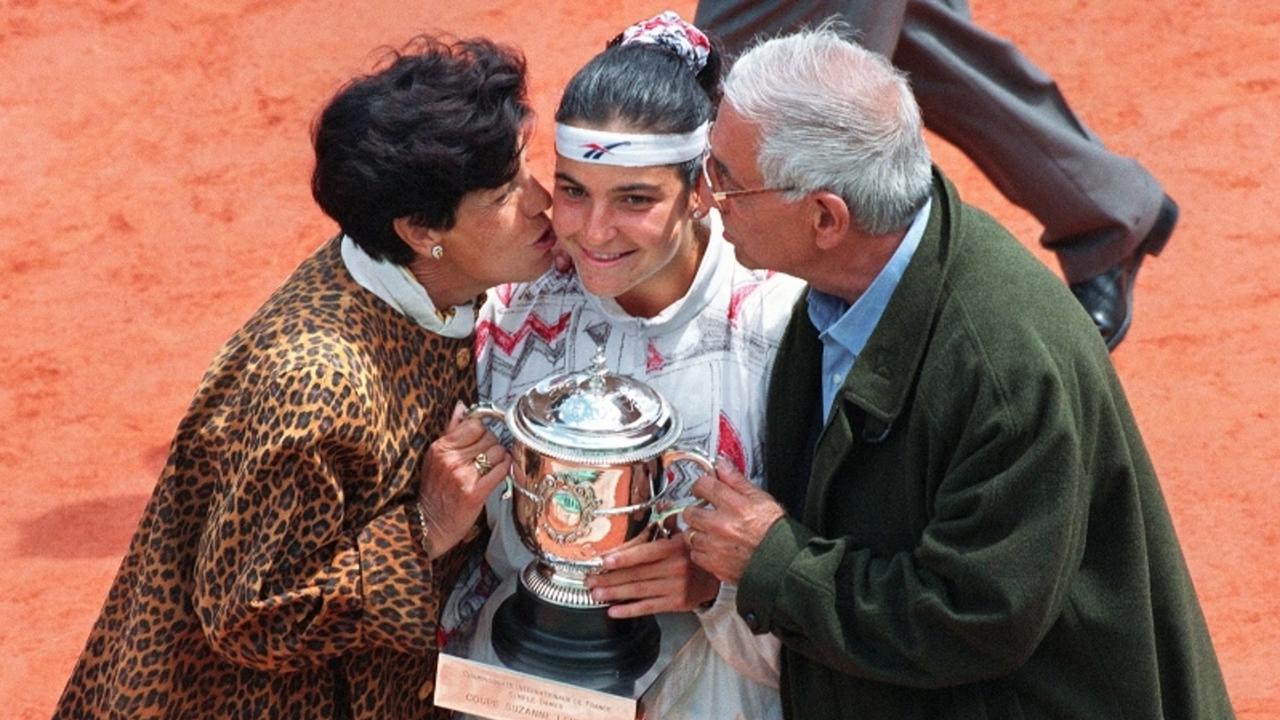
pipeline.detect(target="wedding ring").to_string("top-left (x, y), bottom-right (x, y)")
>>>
top-left (473, 451), bottom-right (493, 476)
top-left (687, 529), bottom-right (699, 546)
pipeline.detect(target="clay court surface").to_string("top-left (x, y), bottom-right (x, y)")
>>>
top-left (1, 0), bottom-right (1277, 716)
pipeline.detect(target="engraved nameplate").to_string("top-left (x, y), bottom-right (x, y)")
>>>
top-left (435, 575), bottom-right (700, 720)
top-left (436, 654), bottom-right (636, 720)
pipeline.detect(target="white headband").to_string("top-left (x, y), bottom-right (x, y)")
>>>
top-left (555, 122), bottom-right (709, 167)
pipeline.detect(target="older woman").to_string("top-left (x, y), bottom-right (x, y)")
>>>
top-left (54, 35), bottom-right (555, 719)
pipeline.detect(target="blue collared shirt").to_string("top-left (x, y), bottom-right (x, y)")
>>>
top-left (808, 198), bottom-right (932, 419)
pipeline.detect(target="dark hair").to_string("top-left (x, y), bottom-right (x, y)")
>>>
top-left (555, 32), bottom-right (722, 187)
top-left (311, 35), bottom-right (529, 265)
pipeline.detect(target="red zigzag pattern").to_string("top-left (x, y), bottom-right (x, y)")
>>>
top-left (475, 311), bottom-right (573, 357)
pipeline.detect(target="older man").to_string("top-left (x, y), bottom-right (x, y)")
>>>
top-left (683, 29), bottom-right (1233, 720)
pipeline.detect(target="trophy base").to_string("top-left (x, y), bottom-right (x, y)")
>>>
top-left (491, 571), bottom-right (660, 692)
top-left (435, 572), bottom-right (701, 720)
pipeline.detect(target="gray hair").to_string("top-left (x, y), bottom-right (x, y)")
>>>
top-left (722, 27), bottom-right (933, 235)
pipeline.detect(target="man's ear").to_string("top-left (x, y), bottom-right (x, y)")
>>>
top-left (393, 216), bottom-right (443, 257)
top-left (809, 191), bottom-right (851, 251)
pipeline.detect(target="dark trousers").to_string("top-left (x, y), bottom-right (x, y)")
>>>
top-left (695, 0), bottom-right (1165, 281)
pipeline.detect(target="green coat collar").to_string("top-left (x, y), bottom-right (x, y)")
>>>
top-left (839, 168), bottom-right (956, 427)
top-left (767, 169), bottom-right (960, 525)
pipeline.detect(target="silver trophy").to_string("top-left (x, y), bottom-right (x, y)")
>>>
top-left (467, 347), bottom-right (712, 688)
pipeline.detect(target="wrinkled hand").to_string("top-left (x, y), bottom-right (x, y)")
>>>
top-left (416, 402), bottom-right (510, 558)
top-left (586, 536), bottom-right (720, 618)
top-left (682, 461), bottom-right (787, 585)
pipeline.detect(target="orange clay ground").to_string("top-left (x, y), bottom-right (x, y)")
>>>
top-left (1, 1), bottom-right (1276, 717)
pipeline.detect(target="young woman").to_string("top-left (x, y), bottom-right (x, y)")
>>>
top-left (449, 13), bottom-right (803, 718)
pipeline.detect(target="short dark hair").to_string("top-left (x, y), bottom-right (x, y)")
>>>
top-left (555, 34), bottom-right (722, 187)
top-left (311, 35), bottom-right (529, 265)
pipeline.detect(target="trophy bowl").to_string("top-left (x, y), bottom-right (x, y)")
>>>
top-left (468, 348), bottom-right (712, 686)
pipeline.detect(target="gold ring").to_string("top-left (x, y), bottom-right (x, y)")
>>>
top-left (687, 529), bottom-right (699, 546)
top-left (473, 452), bottom-right (493, 475)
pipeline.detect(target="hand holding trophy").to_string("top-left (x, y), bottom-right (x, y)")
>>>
top-left (463, 347), bottom-right (713, 691)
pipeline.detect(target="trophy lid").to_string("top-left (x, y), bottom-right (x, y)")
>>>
top-left (509, 346), bottom-right (682, 464)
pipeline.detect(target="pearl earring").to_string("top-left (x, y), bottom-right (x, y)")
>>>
top-left (430, 245), bottom-right (444, 260)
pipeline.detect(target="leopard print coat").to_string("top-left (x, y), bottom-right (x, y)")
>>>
top-left (55, 237), bottom-right (483, 719)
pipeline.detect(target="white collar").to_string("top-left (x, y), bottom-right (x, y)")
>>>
top-left (340, 235), bottom-right (475, 338)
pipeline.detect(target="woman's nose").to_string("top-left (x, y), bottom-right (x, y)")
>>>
top-left (580, 204), bottom-right (616, 246)
top-left (523, 175), bottom-right (552, 215)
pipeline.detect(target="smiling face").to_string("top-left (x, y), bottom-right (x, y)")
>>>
top-left (552, 146), bottom-right (703, 318)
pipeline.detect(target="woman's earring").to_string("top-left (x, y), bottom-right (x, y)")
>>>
top-left (430, 245), bottom-right (445, 260)
top-left (691, 205), bottom-right (709, 221)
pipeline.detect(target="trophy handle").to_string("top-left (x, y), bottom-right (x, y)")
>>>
top-left (463, 402), bottom-right (514, 499)
top-left (464, 401), bottom-right (507, 424)
top-left (648, 447), bottom-right (715, 529)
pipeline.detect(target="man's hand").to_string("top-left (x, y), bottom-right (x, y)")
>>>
top-left (682, 461), bottom-right (787, 585)
top-left (416, 402), bottom-right (510, 558)
top-left (585, 536), bottom-right (720, 618)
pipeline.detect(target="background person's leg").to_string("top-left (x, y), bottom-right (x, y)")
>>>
top-left (894, 0), bottom-right (1168, 284)
top-left (695, 0), bottom-right (906, 57)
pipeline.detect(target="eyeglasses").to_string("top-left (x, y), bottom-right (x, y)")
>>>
top-left (700, 153), bottom-right (796, 206)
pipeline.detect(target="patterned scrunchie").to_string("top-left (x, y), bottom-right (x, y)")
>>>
top-left (620, 10), bottom-right (712, 73)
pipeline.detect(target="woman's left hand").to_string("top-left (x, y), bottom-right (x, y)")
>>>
top-left (585, 536), bottom-right (720, 618)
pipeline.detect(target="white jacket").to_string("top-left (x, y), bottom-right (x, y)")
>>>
top-left (463, 219), bottom-right (804, 719)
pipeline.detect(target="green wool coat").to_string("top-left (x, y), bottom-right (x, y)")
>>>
top-left (738, 171), bottom-right (1234, 719)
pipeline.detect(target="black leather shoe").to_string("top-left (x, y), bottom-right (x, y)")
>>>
top-left (1069, 196), bottom-right (1179, 351)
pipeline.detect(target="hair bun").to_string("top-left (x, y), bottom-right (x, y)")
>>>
top-left (620, 11), bottom-right (711, 74)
